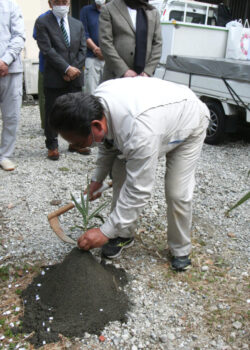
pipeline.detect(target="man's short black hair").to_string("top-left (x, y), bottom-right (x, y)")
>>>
top-left (49, 92), bottom-right (104, 137)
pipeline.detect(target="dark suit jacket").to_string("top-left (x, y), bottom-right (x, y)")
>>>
top-left (35, 12), bottom-right (86, 88)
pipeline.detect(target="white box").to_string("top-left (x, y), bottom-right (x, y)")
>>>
top-left (160, 23), bottom-right (228, 64)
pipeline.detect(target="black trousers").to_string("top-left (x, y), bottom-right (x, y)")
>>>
top-left (44, 86), bottom-right (81, 150)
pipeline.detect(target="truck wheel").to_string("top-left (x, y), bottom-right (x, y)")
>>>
top-left (205, 101), bottom-right (225, 145)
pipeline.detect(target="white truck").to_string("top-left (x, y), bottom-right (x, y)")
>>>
top-left (154, 0), bottom-right (250, 144)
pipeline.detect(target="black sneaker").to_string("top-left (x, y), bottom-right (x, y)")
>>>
top-left (101, 237), bottom-right (134, 259)
top-left (171, 255), bottom-right (191, 272)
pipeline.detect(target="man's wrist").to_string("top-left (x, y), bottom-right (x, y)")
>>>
top-left (99, 227), bottom-right (108, 239)
top-left (65, 65), bottom-right (70, 74)
top-left (91, 176), bottom-right (101, 183)
top-left (1, 55), bottom-right (12, 66)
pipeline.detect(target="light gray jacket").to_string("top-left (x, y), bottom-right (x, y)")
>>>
top-left (99, 0), bottom-right (162, 81)
top-left (0, 0), bottom-right (25, 73)
top-left (93, 77), bottom-right (210, 238)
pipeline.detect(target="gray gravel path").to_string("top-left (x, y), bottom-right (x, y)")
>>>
top-left (0, 105), bottom-right (249, 350)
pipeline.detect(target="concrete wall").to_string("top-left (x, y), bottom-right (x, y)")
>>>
top-left (16, 0), bottom-right (51, 61)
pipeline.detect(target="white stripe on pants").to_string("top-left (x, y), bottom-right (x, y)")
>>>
top-left (0, 73), bottom-right (23, 162)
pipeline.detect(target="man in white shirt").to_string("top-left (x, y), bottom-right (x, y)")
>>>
top-left (50, 77), bottom-right (210, 271)
top-left (0, 0), bottom-right (25, 171)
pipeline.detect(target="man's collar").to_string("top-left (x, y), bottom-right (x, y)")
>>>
top-left (52, 12), bottom-right (68, 22)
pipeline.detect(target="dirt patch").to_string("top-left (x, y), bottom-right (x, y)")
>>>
top-left (20, 248), bottom-right (129, 348)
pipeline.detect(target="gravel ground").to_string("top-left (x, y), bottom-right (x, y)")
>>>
top-left (0, 104), bottom-right (249, 350)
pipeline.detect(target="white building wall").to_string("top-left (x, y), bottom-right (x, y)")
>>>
top-left (16, 0), bottom-right (50, 61)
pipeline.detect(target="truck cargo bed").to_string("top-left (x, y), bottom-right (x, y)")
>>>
top-left (155, 55), bottom-right (250, 111)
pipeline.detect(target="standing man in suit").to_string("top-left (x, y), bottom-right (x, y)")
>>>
top-left (99, 0), bottom-right (162, 81)
top-left (35, 0), bottom-right (89, 160)
top-left (0, 0), bottom-right (25, 171)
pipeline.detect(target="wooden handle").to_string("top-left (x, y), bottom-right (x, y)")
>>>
top-left (48, 202), bottom-right (75, 220)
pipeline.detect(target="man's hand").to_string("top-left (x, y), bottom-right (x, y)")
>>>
top-left (123, 69), bottom-right (137, 78)
top-left (77, 228), bottom-right (108, 250)
top-left (93, 47), bottom-right (104, 60)
top-left (140, 72), bottom-right (149, 77)
top-left (63, 74), bottom-right (71, 81)
top-left (0, 60), bottom-right (9, 77)
top-left (87, 180), bottom-right (103, 201)
top-left (66, 66), bottom-right (81, 80)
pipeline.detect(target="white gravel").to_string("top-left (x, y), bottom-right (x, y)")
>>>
top-left (0, 104), bottom-right (249, 350)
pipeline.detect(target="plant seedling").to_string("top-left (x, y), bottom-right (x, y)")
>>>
top-left (71, 179), bottom-right (110, 232)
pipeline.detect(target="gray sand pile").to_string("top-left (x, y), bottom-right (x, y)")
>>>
top-left (20, 248), bottom-right (129, 347)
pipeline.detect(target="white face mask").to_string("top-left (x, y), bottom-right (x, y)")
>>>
top-left (90, 129), bottom-right (105, 148)
top-left (95, 0), bottom-right (106, 7)
top-left (52, 5), bottom-right (69, 18)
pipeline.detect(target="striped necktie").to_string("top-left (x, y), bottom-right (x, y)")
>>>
top-left (60, 18), bottom-right (69, 48)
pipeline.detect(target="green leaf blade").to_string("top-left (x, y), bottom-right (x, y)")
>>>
top-left (227, 191), bottom-right (250, 214)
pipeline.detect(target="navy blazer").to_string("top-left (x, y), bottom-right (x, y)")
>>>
top-left (35, 12), bottom-right (86, 88)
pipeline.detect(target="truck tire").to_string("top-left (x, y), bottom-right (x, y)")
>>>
top-left (205, 101), bottom-right (225, 145)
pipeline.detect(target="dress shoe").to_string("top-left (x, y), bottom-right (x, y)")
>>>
top-left (48, 148), bottom-right (59, 160)
top-left (0, 158), bottom-right (15, 171)
top-left (68, 144), bottom-right (91, 155)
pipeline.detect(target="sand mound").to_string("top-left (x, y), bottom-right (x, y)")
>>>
top-left (20, 248), bottom-right (129, 347)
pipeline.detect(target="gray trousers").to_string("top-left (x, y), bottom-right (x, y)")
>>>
top-left (0, 73), bottom-right (23, 162)
top-left (111, 157), bottom-right (137, 238)
top-left (110, 125), bottom-right (207, 257)
top-left (83, 57), bottom-right (105, 94)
